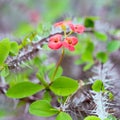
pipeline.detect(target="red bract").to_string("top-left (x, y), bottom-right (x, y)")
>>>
top-left (63, 36), bottom-right (78, 51)
top-left (48, 34), bottom-right (62, 50)
top-left (69, 24), bottom-right (85, 34)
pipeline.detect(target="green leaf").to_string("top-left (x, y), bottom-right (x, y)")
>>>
top-left (83, 62), bottom-right (94, 71)
top-left (43, 91), bottom-right (52, 102)
top-left (81, 41), bottom-right (94, 63)
top-left (56, 112), bottom-right (72, 120)
top-left (46, 63), bottom-right (55, 71)
top-left (74, 42), bottom-right (85, 55)
top-left (105, 115), bottom-right (117, 120)
top-left (82, 51), bottom-right (93, 62)
top-left (48, 66), bottom-right (63, 80)
top-left (95, 32), bottom-right (107, 41)
top-left (96, 52), bottom-right (108, 63)
top-left (6, 81), bottom-right (44, 98)
top-left (84, 115), bottom-right (101, 120)
top-left (57, 96), bottom-right (68, 104)
top-left (29, 100), bottom-right (58, 117)
top-left (108, 91), bottom-right (114, 100)
top-left (86, 41), bottom-right (94, 52)
top-left (0, 65), bottom-right (9, 77)
top-left (92, 80), bottom-right (105, 92)
top-left (84, 17), bottom-right (95, 28)
top-left (26, 31), bottom-right (37, 42)
top-left (0, 38), bottom-right (10, 65)
top-left (36, 73), bottom-right (48, 87)
top-left (107, 41), bottom-right (120, 52)
top-left (50, 76), bottom-right (79, 96)
top-left (9, 41), bottom-right (19, 56)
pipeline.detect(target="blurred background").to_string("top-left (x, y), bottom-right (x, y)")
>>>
top-left (0, 0), bottom-right (120, 120)
top-left (0, 0), bottom-right (120, 34)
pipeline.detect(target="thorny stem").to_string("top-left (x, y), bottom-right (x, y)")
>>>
top-left (51, 48), bottom-right (65, 81)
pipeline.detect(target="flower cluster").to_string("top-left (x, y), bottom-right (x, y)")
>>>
top-left (48, 20), bottom-right (85, 51)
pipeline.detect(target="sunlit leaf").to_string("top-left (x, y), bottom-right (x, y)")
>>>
top-left (83, 62), bottom-right (94, 71)
top-left (0, 38), bottom-right (10, 65)
top-left (10, 41), bottom-right (19, 56)
top-left (43, 91), bottom-right (52, 102)
top-left (92, 80), bottom-right (105, 92)
top-left (107, 41), bottom-right (120, 52)
top-left (108, 91), bottom-right (114, 101)
top-left (50, 76), bottom-right (79, 96)
top-left (84, 115), bottom-right (100, 120)
top-left (56, 112), bottom-right (72, 120)
top-left (95, 31), bottom-right (108, 41)
top-left (0, 65), bottom-right (9, 77)
top-left (96, 52), bottom-right (108, 63)
top-left (29, 100), bottom-right (58, 117)
top-left (6, 81), bottom-right (44, 98)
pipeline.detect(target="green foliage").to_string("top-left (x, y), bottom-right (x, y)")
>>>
top-left (81, 47), bottom-right (94, 62)
top-left (43, 91), bottom-right (52, 102)
top-left (96, 52), bottom-right (108, 63)
top-left (92, 80), bottom-right (105, 92)
top-left (0, 38), bottom-right (10, 65)
top-left (81, 40), bottom-right (94, 70)
top-left (107, 41), bottom-right (120, 52)
top-left (36, 73), bottom-right (48, 87)
top-left (14, 23), bottom-right (34, 37)
top-left (56, 112), bottom-right (72, 120)
top-left (37, 22), bottom-right (51, 36)
top-left (84, 16), bottom-right (98, 28)
top-left (48, 66), bottom-right (63, 80)
top-left (75, 40), bottom-right (94, 69)
top-left (108, 91), bottom-right (114, 100)
top-left (83, 62), bottom-right (94, 71)
top-left (104, 115), bottom-right (117, 120)
top-left (29, 100), bottom-right (58, 117)
top-left (84, 116), bottom-right (101, 120)
top-left (74, 42), bottom-right (85, 55)
top-left (109, 115), bottom-right (117, 120)
top-left (50, 76), bottom-right (79, 96)
top-left (0, 110), bottom-right (6, 117)
top-left (84, 17), bottom-right (95, 28)
top-left (0, 65), bottom-right (9, 77)
top-left (0, 14), bottom-right (119, 120)
top-left (95, 31), bottom-right (108, 41)
top-left (44, 0), bottom-right (69, 22)
top-left (6, 81), bottom-right (44, 98)
top-left (19, 31), bottom-right (37, 49)
top-left (9, 41), bottom-right (19, 56)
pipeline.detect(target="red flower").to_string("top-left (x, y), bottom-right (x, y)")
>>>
top-left (54, 20), bottom-right (72, 30)
top-left (63, 36), bottom-right (78, 51)
top-left (69, 24), bottom-right (85, 34)
top-left (48, 34), bottom-right (62, 50)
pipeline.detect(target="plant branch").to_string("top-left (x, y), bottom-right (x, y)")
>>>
top-left (51, 48), bottom-right (65, 81)
top-left (7, 28), bottom-right (119, 71)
